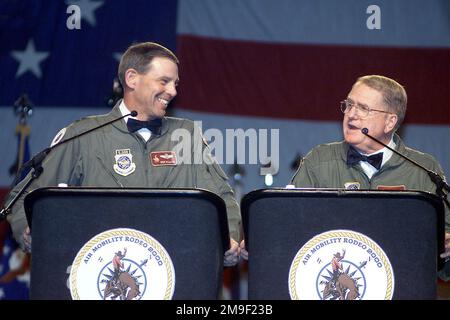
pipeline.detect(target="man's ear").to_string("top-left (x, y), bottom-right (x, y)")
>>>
top-left (124, 69), bottom-right (138, 89)
top-left (384, 113), bottom-right (398, 133)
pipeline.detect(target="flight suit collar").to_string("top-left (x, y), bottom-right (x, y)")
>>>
top-left (384, 134), bottom-right (407, 168)
top-left (108, 99), bottom-right (170, 137)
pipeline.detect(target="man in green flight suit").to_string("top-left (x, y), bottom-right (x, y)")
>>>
top-left (289, 75), bottom-right (450, 268)
top-left (240, 75), bottom-right (450, 268)
top-left (5, 42), bottom-right (241, 267)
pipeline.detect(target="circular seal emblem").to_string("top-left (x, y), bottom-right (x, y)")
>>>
top-left (289, 230), bottom-right (394, 300)
top-left (117, 156), bottom-right (131, 169)
top-left (69, 228), bottom-right (175, 300)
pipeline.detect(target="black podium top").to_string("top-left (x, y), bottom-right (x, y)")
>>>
top-left (242, 188), bottom-right (444, 249)
top-left (24, 187), bottom-right (230, 251)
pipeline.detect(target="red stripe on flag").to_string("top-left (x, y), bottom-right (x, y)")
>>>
top-left (176, 35), bottom-right (450, 124)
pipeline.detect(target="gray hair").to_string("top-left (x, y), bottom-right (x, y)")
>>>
top-left (354, 75), bottom-right (407, 130)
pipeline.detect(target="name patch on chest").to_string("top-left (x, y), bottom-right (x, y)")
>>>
top-left (376, 185), bottom-right (406, 191)
top-left (150, 151), bottom-right (177, 166)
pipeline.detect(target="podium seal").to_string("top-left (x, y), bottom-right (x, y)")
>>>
top-left (289, 229), bottom-right (394, 300)
top-left (69, 228), bottom-right (175, 300)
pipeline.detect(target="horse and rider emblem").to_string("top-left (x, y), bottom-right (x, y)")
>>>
top-left (99, 248), bottom-right (147, 300)
top-left (288, 230), bottom-right (394, 300)
top-left (318, 249), bottom-right (367, 300)
top-left (70, 228), bottom-right (175, 300)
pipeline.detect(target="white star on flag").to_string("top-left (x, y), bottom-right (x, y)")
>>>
top-left (11, 39), bottom-right (50, 79)
top-left (113, 40), bottom-right (139, 62)
top-left (66, 0), bottom-right (104, 27)
top-left (113, 52), bottom-right (122, 62)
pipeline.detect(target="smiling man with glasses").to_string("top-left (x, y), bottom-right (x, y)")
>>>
top-left (289, 75), bottom-right (450, 266)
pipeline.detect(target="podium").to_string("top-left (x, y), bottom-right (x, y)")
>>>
top-left (24, 187), bottom-right (230, 300)
top-left (241, 189), bottom-right (445, 300)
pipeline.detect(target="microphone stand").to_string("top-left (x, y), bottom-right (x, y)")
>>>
top-left (10, 93), bottom-right (33, 186)
top-left (362, 128), bottom-right (450, 273)
top-left (0, 111), bottom-right (137, 221)
top-left (361, 128), bottom-right (450, 207)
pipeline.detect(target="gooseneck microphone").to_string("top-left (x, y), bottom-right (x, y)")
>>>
top-left (0, 111), bottom-right (138, 220)
top-left (361, 128), bottom-right (450, 199)
top-left (15, 110), bottom-right (138, 182)
top-left (363, 127), bottom-right (450, 269)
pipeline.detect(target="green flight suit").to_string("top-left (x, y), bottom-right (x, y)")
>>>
top-left (6, 102), bottom-right (241, 247)
top-left (290, 134), bottom-right (450, 232)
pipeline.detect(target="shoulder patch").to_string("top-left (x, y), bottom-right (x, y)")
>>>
top-left (50, 127), bottom-right (67, 147)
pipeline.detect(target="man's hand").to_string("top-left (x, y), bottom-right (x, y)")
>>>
top-left (440, 232), bottom-right (450, 260)
top-left (223, 239), bottom-right (240, 267)
top-left (22, 227), bottom-right (32, 253)
top-left (239, 240), bottom-right (248, 260)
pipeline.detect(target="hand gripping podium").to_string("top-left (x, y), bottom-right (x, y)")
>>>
top-left (24, 187), bottom-right (230, 300)
top-left (241, 189), bottom-right (445, 300)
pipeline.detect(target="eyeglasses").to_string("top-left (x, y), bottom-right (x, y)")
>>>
top-left (340, 99), bottom-right (392, 118)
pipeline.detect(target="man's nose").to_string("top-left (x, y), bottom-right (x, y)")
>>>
top-left (166, 83), bottom-right (177, 97)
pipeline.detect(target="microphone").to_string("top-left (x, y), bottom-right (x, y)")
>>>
top-left (361, 128), bottom-right (450, 197)
top-left (362, 128), bottom-right (450, 272)
top-left (0, 110), bottom-right (138, 220)
top-left (18, 110), bottom-right (138, 176)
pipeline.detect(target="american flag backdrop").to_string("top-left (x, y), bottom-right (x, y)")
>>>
top-left (0, 0), bottom-right (449, 299)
